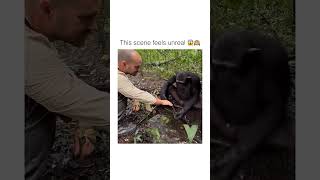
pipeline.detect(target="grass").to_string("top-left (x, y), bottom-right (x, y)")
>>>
top-left (211, 0), bottom-right (295, 58)
top-left (136, 49), bottom-right (202, 80)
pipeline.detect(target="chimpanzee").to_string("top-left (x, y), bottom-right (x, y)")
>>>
top-left (160, 72), bottom-right (201, 121)
top-left (211, 30), bottom-right (289, 180)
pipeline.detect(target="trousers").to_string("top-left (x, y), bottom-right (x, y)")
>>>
top-left (25, 95), bottom-right (56, 180)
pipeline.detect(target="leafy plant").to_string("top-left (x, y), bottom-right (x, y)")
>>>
top-left (146, 128), bottom-right (161, 143)
top-left (183, 124), bottom-right (198, 143)
top-left (160, 116), bottom-right (170, 125)
top-left (133, 134), bottom-right (143, 144)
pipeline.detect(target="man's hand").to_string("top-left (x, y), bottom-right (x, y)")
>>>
top-left (154, 98), bottom-right (173, 106)
top-left (132, 100), bottom-right (140, 112)
top-left (161, 99), bottom-right (173, 106)
top-left (73, 128), bottom-right (96, 160)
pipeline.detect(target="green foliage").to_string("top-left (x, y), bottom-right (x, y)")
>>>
top-left (133, 133), bottom-right (143, 144)
top-left (160, 115), bottom-right (170, 125)
top-left (211, 0), bottom-right (295, 58)
top-left (183, 124), bottom-right (198, 143)
top-left (136, 49), bottom-right (202, 79)
top-left (146, 128), bottom-right (161, 143)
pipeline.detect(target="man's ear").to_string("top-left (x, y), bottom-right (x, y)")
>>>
top-left (39, 0), bottom-right (54, 18)
top-left (119, 60), bottom-right (127, 68)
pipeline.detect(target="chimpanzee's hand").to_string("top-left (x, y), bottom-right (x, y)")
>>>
top-left (212, 148), bottom-right (242, 180)
top-left (174, 110), bottom-right (185, 120)
top-left (160, 93), bottom-right (167, 100)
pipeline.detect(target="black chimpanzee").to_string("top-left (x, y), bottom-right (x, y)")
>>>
top-left (160, 72), bottom-right (201, 121)
top-left (211, 30), bottom-right (289, 180)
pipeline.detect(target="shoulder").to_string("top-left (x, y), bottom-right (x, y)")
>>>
top-left (25, 25), bottom-right (59, 63)
top-left (118, 71), bottom-right (129, 81)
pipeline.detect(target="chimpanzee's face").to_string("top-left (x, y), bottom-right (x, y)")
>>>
top-left (212, 45), bottom-right (262, 87)
top-left (211, 58), bottom-right (249, 91)
top-left (212, 58), bottom-right (240, 77)
top-left (212, 31), bottom-right (262, 85)
top-left (211, 49), bottom-right (262, 105)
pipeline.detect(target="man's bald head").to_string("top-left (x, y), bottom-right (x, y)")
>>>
top-left (26, 0), bottom-right (74, 16)
top-left (26, 0), bottom-right (79, 9)
top-left (25, 0), bottom-right (100, 47)
top-left (118, 49), bottom-right (142, 76)
top-left (118, 49), bottom-right (136, 62)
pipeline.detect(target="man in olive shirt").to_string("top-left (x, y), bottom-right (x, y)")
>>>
top-left (118, 49), bottom-right (172, 120)
top-left (25, 0), bottom-right (109, 179)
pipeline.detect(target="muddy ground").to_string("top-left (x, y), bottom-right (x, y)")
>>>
top-left (118, 72), bottom-right (203, 144)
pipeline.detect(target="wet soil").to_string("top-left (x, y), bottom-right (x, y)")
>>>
top-left (118, 72), bottom-right (203, 144)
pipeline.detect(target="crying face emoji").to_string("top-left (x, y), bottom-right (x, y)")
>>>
top-left (188, 39), bottom-right (194, 46)
top-left (194, 40), bottom-right (200, 46)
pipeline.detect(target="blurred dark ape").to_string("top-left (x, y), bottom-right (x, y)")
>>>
top-left (160, 72), bottom-right (201, 122)
top-left (210, 30), bottom-right (290, 180)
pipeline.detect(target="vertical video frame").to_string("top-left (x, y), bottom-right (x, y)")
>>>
top-left (25, 0), bottom-right (110, 179)
top-left (210, 0), bottom-right (295, 180)
top-left (118, 49), bottom-right (203, 144)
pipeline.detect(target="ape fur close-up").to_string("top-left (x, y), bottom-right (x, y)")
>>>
top-left (160, 72), bottom-right (202, 123)
top-left (211, 30), bottom-right (290, 180)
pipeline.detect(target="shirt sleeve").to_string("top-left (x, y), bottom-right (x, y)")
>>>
top-left (25, 35), bottom-right (109, 128)
top-left (118, 73), bottom-right (156, 104)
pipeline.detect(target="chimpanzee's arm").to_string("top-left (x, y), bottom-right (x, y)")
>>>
top-left (175, 76), bottom-right (200, 119)
top-left (160, 75), bottom-right (176, 100)
top-left (213, 79), bottom-right (285, 180)
top-left (168, 86), bottom-right (184, 106)
top-left (211, 104), bottom-right (237, 140)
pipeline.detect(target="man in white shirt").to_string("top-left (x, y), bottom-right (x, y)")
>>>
top-left (25, 0), bottom-right (109, 179)
top-left (118, 49), bottom-right (173, 121)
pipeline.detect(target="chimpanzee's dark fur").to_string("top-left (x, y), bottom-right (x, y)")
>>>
top-left (211, 30), bottom-right (289, 180)
top-left (160, 72), bottom-right (201, 121)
